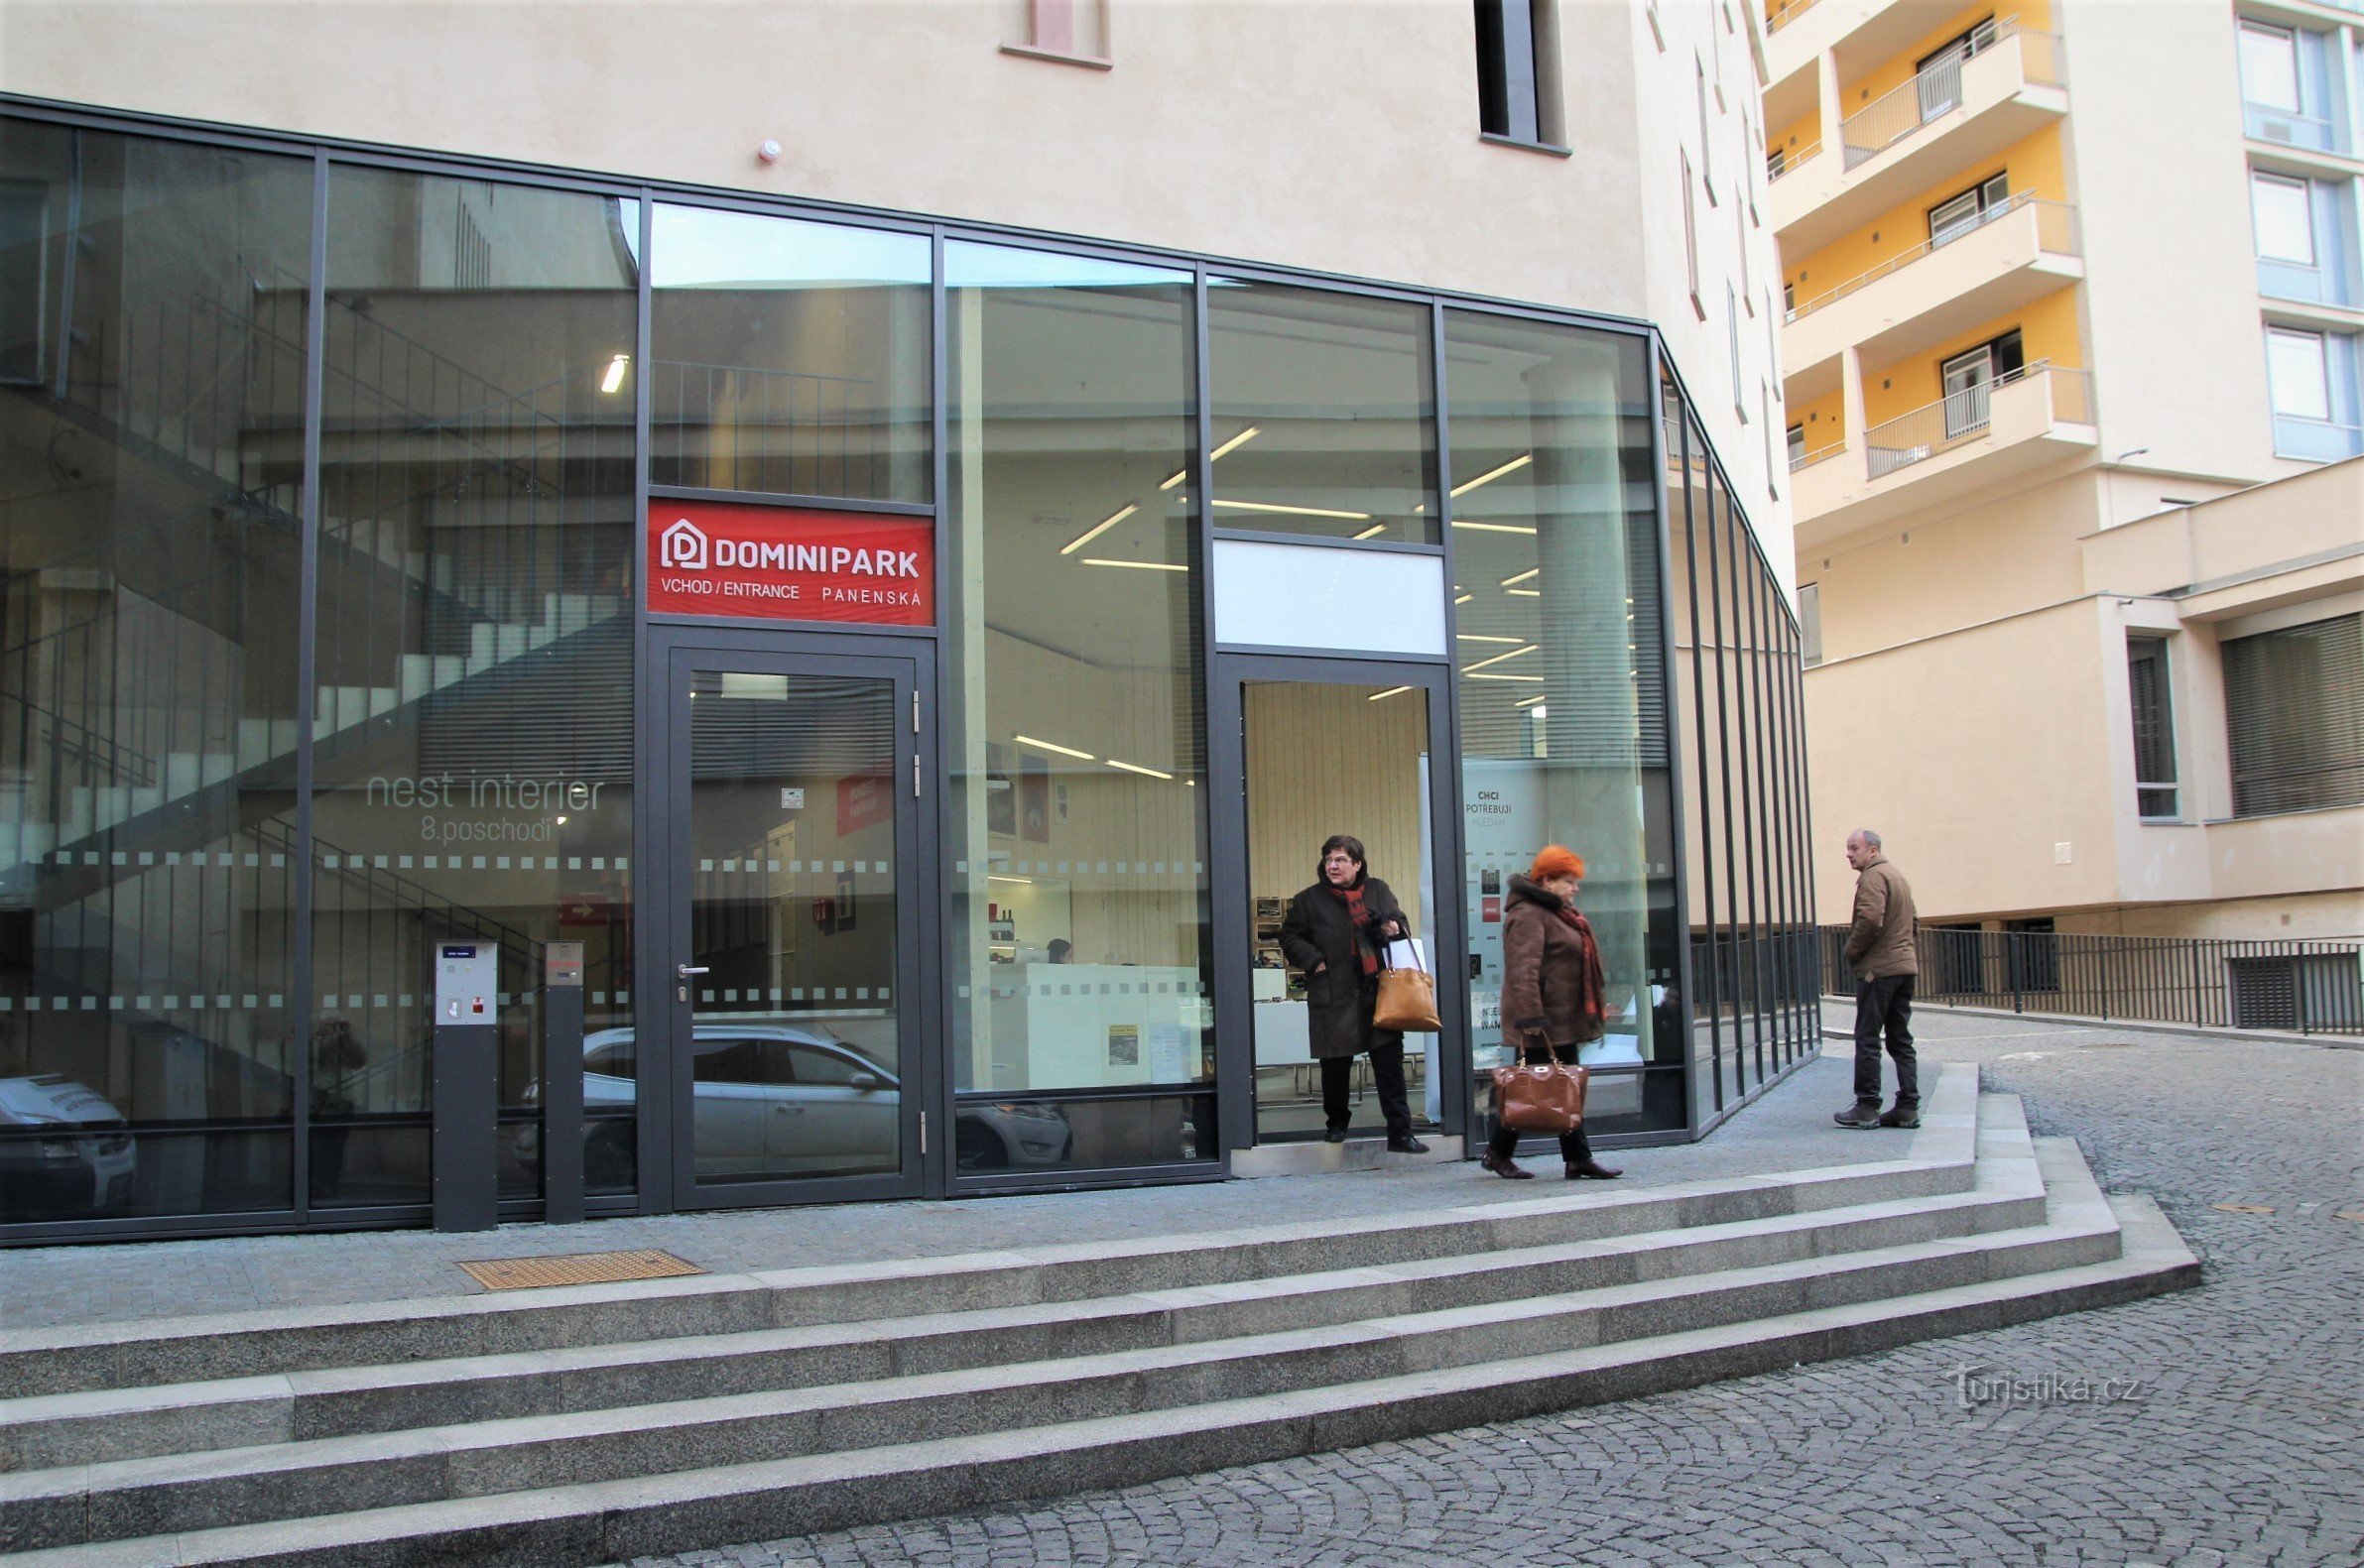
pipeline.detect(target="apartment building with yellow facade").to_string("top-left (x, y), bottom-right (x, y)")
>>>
top-left (1766, 0), bottom-right (2364, 957)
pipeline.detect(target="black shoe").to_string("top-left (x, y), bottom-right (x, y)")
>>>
top-left (1565, 1158), bottom-right (1623, 1179)
top-left (1386, 1135), bottom-right (1430, 1154)
top-left (1833, 1101), bottom-right (1885, 1130)
top-left (1878, 1102), bottom-right (1921, 1129)
top-left (1323, 1126), bottom-right (1348, 1145)
top-left (1481, 1150), bottom-right (1534, 1179)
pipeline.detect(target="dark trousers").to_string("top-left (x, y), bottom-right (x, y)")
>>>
top-left (1853, 973), bottom-right (1919, 1105)
top-left (1321, 1041), bottom-right (1412, 1139)
top-left (1486, 1042), bottom-right (1596, 1165)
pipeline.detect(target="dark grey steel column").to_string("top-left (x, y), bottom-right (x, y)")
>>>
top-left (432, 941), bottom-right (500, 1233)
top-left (542, 941), bottom-right (586, 1224)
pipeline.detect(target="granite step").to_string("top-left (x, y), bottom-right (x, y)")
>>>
top-left (0, 1071), bottom-right (1982, 1402)
top-left (0, 1131), bottom-right (2040, 1472)
top-left (0, 1132), bottom-right (2197, 1568)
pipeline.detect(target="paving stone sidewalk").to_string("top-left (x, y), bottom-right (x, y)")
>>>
top-left (613, 1012), bottom-right (2364, 1568)
top-left (3, 1047), bottom-right (1865, 1332)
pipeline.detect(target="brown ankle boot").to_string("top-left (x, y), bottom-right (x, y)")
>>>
top-left (1481, 1149), bottom-right (1534, 1179)
top-left (1565, 1158), bottom-right (1623, 1179)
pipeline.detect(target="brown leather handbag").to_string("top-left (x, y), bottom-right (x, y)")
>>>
top-left (1492, 1055), bottom-right (1589, 1134)
top-left (1372, 947), bottom-right (1441, 1032)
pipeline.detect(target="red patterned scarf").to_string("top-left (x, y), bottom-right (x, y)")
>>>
top-left (1555, 904), bottom-right (1608, 1038)
top-left (1327, 883), bottom-right (1381, 977)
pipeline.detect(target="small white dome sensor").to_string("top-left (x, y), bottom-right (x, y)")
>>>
top-left (757, 139), bottom-right (783, 164)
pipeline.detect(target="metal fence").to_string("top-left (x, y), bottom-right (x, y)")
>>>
top-left (1818, 926), bottom-right (2364, 1035)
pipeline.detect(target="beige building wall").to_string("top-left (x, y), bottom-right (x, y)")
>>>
top-left (2056, 0), bottom-right (2310, 488)
top-left (1804, 461), bottom-right (2364, 933)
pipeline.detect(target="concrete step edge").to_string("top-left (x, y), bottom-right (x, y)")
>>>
top-left (1, 1161), bottom-right (2040, 1427)
top-left (0, 1189), bottom-right (2194, 1568)
top-left (1, 1135), bottom-right (2034, 1467)
top-left (0, 1207), bottom-right (2128, 1548)
top-left (0, 1069), bottom-right (1983, 1396)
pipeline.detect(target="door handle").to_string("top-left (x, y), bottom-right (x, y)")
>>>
top-left (677, 965), bottom-right (710, 978)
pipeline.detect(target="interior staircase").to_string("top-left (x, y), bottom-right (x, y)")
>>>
top-left (0, 1067), bottom-right (2198, 1566)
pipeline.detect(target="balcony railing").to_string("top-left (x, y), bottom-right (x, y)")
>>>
top-left (1767, 140), bottom-right (1823, 182)
top-left (1766, 0), bottom-right (1821, 34)
top-left (1861, 359), bottom-right (2090, 479)
top-left (1840, 20), bottom-right (2063, 171)
top-left (2272, 415), bottom-right (2364, 463)
top-left (2258, 254), bottom-right (2357, 308)
top-left (1785, 194), bottom-right (2079, 324)
top-left (2245, 102), bottom-right (2337, 152)
top-left (1789, 440), bottom-right (1847, 473)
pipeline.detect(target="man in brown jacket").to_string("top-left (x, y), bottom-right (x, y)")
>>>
top-left (1836, 829), bottom-right (1921, 1130)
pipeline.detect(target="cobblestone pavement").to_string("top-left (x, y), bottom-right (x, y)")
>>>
top-left (614, 1011), bottom-right (2364, 1568)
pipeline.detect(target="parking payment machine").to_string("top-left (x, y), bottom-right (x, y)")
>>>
top-left (542, 941), bottom-right (586, 1224)
top-left (432, 941), bottom-right (499, 1233)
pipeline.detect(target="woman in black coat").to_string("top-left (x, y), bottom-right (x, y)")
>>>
top-left (1278, 834), bottom-right (1429, 1151)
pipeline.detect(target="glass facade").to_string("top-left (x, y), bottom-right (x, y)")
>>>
top-left (311, 168), bottom-right (638, 1209)
top-left (649, 205), bottom-right (931, 503)
top-left (1445, 314), bottom-right (1685, 1140)
top-left (944, 244), bottom-right (1216, 1172)
top-left (1206, 282), bottom-right (1438, 545)
top-left (0, 106), bottom-right (1816, 1239)
top-left (1665, 377), bottom-right (1820, 1123)
top-left (1, 124), bottom-right (311, 1223)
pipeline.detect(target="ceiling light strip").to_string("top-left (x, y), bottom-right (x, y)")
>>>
top-left (1012, 734), bottom-right (1095, 761)
top-left (1460, 645), bottom-right (1538, 674)
top-left (1211, 499), bottom-right (1374, 521)
top-left (1450, 452), bottom-right (1532, 497)
top-left (1061, 503), bottom-right (1138, 555)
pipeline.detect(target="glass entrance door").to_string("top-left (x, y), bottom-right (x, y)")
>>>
top-left (664, 645), bottom-right (926, 1204)
top-left (1213, 658), bottom-right (1462, 1150)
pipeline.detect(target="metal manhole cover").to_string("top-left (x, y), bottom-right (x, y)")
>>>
top-left (457, 1249), bottom-right (705, 1291)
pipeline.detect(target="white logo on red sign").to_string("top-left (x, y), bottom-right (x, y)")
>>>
top-left (660, 518), bottom-right (709, 571)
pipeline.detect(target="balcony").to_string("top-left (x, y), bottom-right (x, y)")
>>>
top-left (1765, 0), bottom-right (1981, 99)
top-left (1784, 195), bottom-right (2083, 389)
top-left (1792, 362), bottom-right (2097, 544)
top-left (1771, 22), bottom-right (2069, 254)
top-left (2244, 101), bottom-right (2338, 154)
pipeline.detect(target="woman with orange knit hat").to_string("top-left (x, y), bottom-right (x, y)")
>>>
top-left (1481, 844), bottom-right (1622, 1180)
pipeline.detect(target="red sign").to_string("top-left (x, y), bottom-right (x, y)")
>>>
top-left (647, 500), bottom-right (933, 625)
top-left (836, 771), bottom-right (894, 836)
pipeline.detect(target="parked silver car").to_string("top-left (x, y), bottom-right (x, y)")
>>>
top-left (519, 1024), bottom-right (1072, 1184)
top-left (0, 1073), bottom-right (137, 1221)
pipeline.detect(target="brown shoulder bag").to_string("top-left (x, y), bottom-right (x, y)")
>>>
top-left (1492, 1054), bottom-right (1589, 1134)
